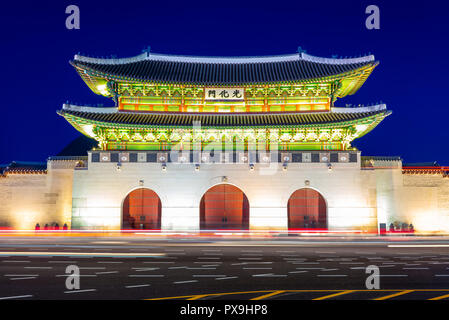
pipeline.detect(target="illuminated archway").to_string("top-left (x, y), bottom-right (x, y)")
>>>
top-left (287, 188), bottom-right (327, 230)
top-left (200, 184), bottom-right (249, 230)
top-left (122, 188), bottom-right (161, 230)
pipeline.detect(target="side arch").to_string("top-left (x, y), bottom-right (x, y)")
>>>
top-left (200, 184), bottom-right (249, 230)
top-left (287, 188), bottom-right (327, 230)
top-left (122, 188), bottom-right (162, 230)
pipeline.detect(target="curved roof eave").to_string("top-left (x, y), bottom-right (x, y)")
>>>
top-left (73, 51), bottom-right (375, 65)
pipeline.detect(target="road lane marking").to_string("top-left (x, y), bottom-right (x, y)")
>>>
top-left (316, 275), bottom-right (348, 277)
top-left (56, 274), bottom-right (97, 277)
top-left (321, 268), bottom-right (339, 272)
top-left (186, 294), bottom-right (209, 300)
top-left (429, 293), bottom-right (449, 300)
top-left (146, 289), bottom-right (449, 301)
top-left (232, 262), bottom-right (272, 265)
top-left (202, 264), bottom-right (220, 267)
top-left (251, 290), bottom-right (285, 300)
top-left (252, 274), bottom-right (287, 277)
top-left (215, 276), bottom-right (238, 280)
top-left (129, 275), bottom-right (164, 277)
top-left (4, 274), bottom-right (39, 277)
top-left (0, 295), bottom-right (33, 300)
top-left (10, 277), bottom-right (37, 280)
top-left (193, 275), bottom-right (226, 277)
top-left (64, 289), bottom-right (97, 294)
top-left (96, 271), bottom-right (118, 275)
top-left (313, 290), bottom-right (355, 300)
top-left (373, 290), bottom-right (414, 300)
top-left (174, 280), bottom-right (198, 284)
top-left (125, 284), bottom-right (150, 288)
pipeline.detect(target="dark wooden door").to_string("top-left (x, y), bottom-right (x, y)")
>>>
top-left (200, 184), bottom-right (249, 230)
top-left (288, 188), bottom-right (326, 230)
top-left (123, 188), bottom-right (161, 230)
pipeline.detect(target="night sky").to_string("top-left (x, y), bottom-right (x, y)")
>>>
top-left (1, 0), bottom-right (448, 164)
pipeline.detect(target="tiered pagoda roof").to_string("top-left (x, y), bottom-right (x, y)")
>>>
top-left (61, 49), bottom-right (389, 151)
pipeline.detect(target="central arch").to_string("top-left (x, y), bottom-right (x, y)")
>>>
top-left (288, 188), bottom-right (327, 230)
top-left (122, 188), bottom-right (161, 230)
top-left (200, 184), bottom-right (249, 230)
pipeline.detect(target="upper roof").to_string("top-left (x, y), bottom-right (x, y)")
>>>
top-left (72, 51), bottom-right (377, 86)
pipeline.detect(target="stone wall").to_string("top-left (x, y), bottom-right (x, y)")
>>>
top-left (0, 160), bottom-right (78, 229)
top-left (1, 155), bottom-right (448, 234)
top-left (400, 173), bottom-right (449, 233)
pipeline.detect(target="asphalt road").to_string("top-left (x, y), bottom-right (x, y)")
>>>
top-left (1, 236), bottom-right (449, 300)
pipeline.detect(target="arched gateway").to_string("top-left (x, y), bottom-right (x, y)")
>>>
top-left (122, 188), bottom-right (161, 230)
top-left (288, 188), bottom-right (327, 230)
top-left (200, 184), bottom-right (249, 230)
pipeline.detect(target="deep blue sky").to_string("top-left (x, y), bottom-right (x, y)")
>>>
top-left (1, 0), bottom-right (448, 164)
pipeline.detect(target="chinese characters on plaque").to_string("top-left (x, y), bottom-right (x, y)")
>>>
top-left (205, 88), bottom-right (244, 100)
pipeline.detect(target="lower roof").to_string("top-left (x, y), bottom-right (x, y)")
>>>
top-left (59, 105), bottom-right (390, 128)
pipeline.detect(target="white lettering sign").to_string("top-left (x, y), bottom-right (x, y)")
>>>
top-left (205, 88), bottom-right (244, 100)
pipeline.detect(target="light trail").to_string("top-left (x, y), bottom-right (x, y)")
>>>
top-left (388, 245), bottom-right (449, 248)
top-left (0, 251), bottom-right (165, 258)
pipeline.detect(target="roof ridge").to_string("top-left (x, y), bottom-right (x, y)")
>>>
top-left (73, 51), bottom-right (375, 66)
